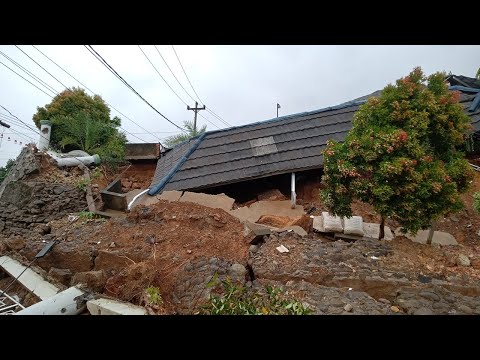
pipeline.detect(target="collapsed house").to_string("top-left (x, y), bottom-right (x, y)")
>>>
top-left (129, 76), bottom-right (480, 208)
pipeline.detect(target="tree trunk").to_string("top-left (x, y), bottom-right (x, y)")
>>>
top-left (379, 217), bottom-right (385, 240)
top-left (426, 221), bottom-right (435, 245)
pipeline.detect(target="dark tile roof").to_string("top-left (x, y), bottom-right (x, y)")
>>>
top-left (149, 86), bottom-right (480, 194)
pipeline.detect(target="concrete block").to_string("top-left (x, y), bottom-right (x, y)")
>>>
top-left (363, 223), bottom-right (394, 240)
top-left (230, 200), bottom-right (304, 223)
top-left (87, 298), bottom-right (147, 315)
top-left (396, 229), bottom-right (457, 246)
top-left (180, 191), bottom-right (235, 212)
top-left (158, 190), bottom-right (183, 202)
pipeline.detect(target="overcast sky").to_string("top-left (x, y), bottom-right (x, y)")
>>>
top-left (1, 45), bottom-right (479, 167)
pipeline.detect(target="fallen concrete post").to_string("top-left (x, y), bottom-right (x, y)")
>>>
top-left (0, 256), bottom-right (59, 300)
top-left (87, 298), bottom-right (148, 315)
top-left (15, 287), bottom-right (86, 315)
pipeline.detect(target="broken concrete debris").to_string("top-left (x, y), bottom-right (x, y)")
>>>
top-left (276, 245), bottom-right (289, 253)
top-left (2, 142), bottom-right (480, 316)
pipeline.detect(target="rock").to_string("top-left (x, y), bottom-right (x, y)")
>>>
top-left (48, 267), bottom-right (73, 285)
top-left (53, 186), bottom-right (67, 195)
top-left (456, 254), bottom-right (471, 267)
top-left (470, 258), bottom-right (480, 270)
top-left (419, 291), bottom-right (441, 302)
top-left (33, 200), bottom-right (45, 207)
top-left (450, 216), bottom-right (459, 222)
top-left (109, 242), bottom-right (116, 248)
top-left (187, 249), bottom-right (192, 254)
top-left (413, 307), bottom-right (433, 315)
top-left (378, 298), bottom-right (391, 305)
top-left (230, 263), bottom-right (247, 278)
top-left (445, 253), bottom-right (457, 266)
top-left (38, 224), bottom-right (51, 235)
top-left (249, 245), bottom-right (258, 253)
top-left (132, 182), bottom-right (141, 189)
top-left (390, 306), bottom-right (401, 313)
top-left (457, 305), bottom-right (473, 314)
top-left (257, 189), bottom-right (286, 201)
top-left (0, 240), bottom-right (8, 253)
top-left (71, 270), bottom-right (107, 292)
top-left (5, 237), bottom-right (25, 250)
top-left (344, 303), bottom-right (353, 312)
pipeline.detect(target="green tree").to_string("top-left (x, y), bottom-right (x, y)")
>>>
top-left (476, 67), bottom-right (480, 80)
top-left (0, 159), bottom-right (15, 184)
top-left (32, 87), bottom-right (126, 168)
top-left (164, 120), bottom-right (206, 148)
top-left (321, 67), bottom-right (474, 240)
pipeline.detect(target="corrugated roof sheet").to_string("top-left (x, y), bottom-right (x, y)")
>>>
top-left (150, 87), bottom-right (480, 193)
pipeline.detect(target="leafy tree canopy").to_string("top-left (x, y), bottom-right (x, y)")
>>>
top-left (32, 87), bottom-right (126, 168)
top-left (321, 67), bottom-right (474, 236)
top-left (164, 120), bottom-right (206, 148)
top-left (0, 158), bottom-right (15, 184)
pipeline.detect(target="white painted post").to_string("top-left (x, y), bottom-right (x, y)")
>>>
top-left (15, 287), bottom-right (86, 315)
top-left (38, 120), bottom-right (51, 151)
top-left (291, 172), bottom-right (296, 209)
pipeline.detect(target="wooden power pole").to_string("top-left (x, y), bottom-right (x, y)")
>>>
top-left (187, 101), bottom-right (206, 133)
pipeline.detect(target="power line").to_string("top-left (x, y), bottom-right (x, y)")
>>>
top-left (155, 45), bottom-right (197, 103)
top-left (138, 46), bottom-right (220, 130)
top-left (15, 45), bottom-right (69, 89)
top-left (0, 116), bottom-right (38, 138)
top-left (31, 46), bottom-right (153, 144)
top-left (85, 45), bottom-right (185, 133)
top-left (152, 45), bottom-right (226, 130)
top-left (3, 47), bottom-right (151, 145)
top-left (138, 46), bottom-right (188, 107)
top-left (171, 45), bottom-right (230, 127)
top-left (0, 58), bottom-right (53, 99)
top-left (0, 50), bottom-right (58, 95)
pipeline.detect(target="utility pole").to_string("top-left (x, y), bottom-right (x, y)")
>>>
top-left (187, 101), bottom-right (206, 133)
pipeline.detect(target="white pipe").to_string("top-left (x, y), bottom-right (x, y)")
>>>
top-left (291, 172), bottom-right (296, 209)
top-left (15, 287), bottom-right (86, 315)
top-left (38, 120), bottom-right (51, 151)
top-left (127, 188), bottom-right (150, 211)
top-left (47, 151), bottom-right (101, 167)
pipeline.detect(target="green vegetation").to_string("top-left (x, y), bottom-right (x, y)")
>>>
top-left (0, 159), bottom-right (15, 184)
top-left (473, 192), bottom-right (480, 213)
top-left (78, 211), bottom-right (97, 220)
top-left (321, 67), bottom-right (474, 238)
top-left (33, 87), bottom-right (126, 170)
top-left (75, 178), bottom-right (91, 192)
top-left (200, 274), bottom-right (311, 315)
top-left (164, 120), bottom-right (206, 148)
top-left (145, 286), bottom-right (163, 306)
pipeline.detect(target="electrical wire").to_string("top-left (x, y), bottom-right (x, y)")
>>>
top-left (0, 59), bottom-right (53, 98)
top-left (171, 45), bottom-right (230, 127)
top-left (15, 45), bottom-right (69, 89)
top-left (1, 50), bottom-right (151, 145)
top-left (154, 45), bottom-right (227, 129)
top-left (0, 50), bottom-right (58, 95)
top-left (31, 45), bottom-right (154, 144)
top-left (85, 45), bottom-right (185, 133)
top-left (137, 45), bottom-right (220, 130)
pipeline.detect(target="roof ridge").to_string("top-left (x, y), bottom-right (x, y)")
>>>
top-left (148, 133), bottom-right (207, 195)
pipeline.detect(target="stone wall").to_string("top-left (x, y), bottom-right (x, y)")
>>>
top-left (0, 181), bottom-right (87, 238)
top-left (0, 145), bottom-right (40, 199)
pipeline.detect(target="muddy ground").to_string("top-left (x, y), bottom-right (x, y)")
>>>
top-left (1, 153), bottom-right (480, 314)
